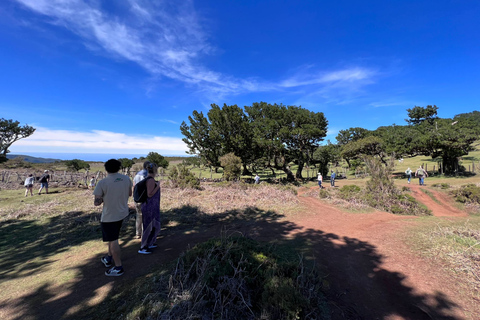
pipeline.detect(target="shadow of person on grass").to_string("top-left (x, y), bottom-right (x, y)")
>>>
top-left (0, 205), bottom-right (463, 320)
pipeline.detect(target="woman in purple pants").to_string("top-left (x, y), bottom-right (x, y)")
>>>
top-left (138, 163), bottom-right (161, 254)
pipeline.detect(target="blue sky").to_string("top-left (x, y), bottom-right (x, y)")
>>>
top-left (1, 0), bottom-right (479, 160)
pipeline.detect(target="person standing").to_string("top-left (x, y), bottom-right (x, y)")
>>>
top-left (133, 161), bottom-right (150, 239)
top-left (24, 174), bottom-right (35, 197)
top-left (330, 170), bottom-right (336, 187)
top-left (88, 176), bottom-right (96, 189)
top-left (93, 159), bottom-right (133, 276)
top-left (38, 170), bottom-right (50, 195)
top-left (405, 168), bottom-right (412, 184)
top-left (254, 174), bottom-right (260, 184)
top-left (317, 172), bottom-right (323, 189)
top-left (415, 166), bottom-right (428, 186)
top-left (138, 163), bottom-right (161, 255)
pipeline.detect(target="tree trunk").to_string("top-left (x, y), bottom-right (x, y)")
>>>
top-left (295, 161), bottom-right (304, 179)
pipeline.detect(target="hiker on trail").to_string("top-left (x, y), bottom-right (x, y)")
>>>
top-left (317, 172), bottom-right (323, 189)
top-left (38, 170), bottom-right (50, 195)
top-left (138, 162), bottom-right (161, 255)
top-left (330, 170), bottom-right (336, 187)
top-left (133, 161), bottom-right (150, 239)
top-left (24, 174), bottom-right (35, 197)
top-left (405, 167), bottom-right (412, 184)
top-left (88, 176), bottom-right (96, 189)
top-left (93, 159), bottom-right (132, 277)
top-left (254, 174), bottom-right (260, 184)
top-left (415, 166), bottom-right (428, 186)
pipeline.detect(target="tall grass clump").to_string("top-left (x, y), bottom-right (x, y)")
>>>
top-left (157, 234), bottom-right (330, 320)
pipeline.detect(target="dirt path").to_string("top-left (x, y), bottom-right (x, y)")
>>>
top-left (2, 186), bottom-right (476, 320)
top-left (286, 186), bottom-right (475, 319)
top-left (406, 184), bottom-right (467, 217)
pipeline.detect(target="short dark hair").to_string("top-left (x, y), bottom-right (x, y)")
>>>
top-left (104, 159), bottom-right (122, 173)
top-left (143, 161), bottom-right (151, 169)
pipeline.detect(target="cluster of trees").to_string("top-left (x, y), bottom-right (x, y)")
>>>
top-left (333, 106), bottom-right (480, 174)
top-left (181, 102), bottom-right (328, 180)
top-left (182, 104), bottom-right (480, 179)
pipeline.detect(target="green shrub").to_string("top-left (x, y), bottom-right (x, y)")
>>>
top-left (452, 184), bottom-right (480, 204)
top-left (339, 185), bottom-right (361, 199)
top-left (164, 235), bottom-right (330, 319)
top-left (168, 165), bottom-right (200, 189)
top-left (319, 188), bottom-right (329, 199)
top-left (219, 152), bottom-right (242, 181)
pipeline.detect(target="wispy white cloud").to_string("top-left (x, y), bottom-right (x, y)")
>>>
top-left (12, 127), bottom-right (188, 155)
top-left (13, 0), bottom-right (378, 99)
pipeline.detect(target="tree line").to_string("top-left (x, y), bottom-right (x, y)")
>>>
top-left (181, 103), bottom-right (480, 180)
top-left (2, 105), bottom-right (479, 180)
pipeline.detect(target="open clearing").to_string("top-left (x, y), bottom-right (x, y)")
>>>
top-left (0, 181), bottom-right (479, 320)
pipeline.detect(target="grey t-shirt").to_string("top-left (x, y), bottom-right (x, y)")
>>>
top-left (93, 172), bottom-right (132, 222)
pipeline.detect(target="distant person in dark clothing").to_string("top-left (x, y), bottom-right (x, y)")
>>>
top-left (330, 170), bottom-right (336, 187)
top-left (38, 170), bottom-right (50, 195)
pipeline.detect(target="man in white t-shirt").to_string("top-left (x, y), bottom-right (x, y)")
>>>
top-left (93, 159), bottom-right (133, 277)
top-left (133, 161), bottom-right (150, 238)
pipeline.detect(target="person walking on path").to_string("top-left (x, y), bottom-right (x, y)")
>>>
top-left (330, 170), bottom-right (336, 187)
top-left (254, 174), bottom-right (260, 184)
top-left (138, 163), bottom-right (161, 255)
top-left (317, 172), bottom-right (323, 189)
top-left (38, 170), bottom-right (50, 195)
top-left (24, 174), bottom-right (35, 196)
top-left (93, 159), bottom-right (132, 276)
top-left (415, 166), bottom-right (428, 186)
top-left (405, 167), bottom-right (412, 184)
top-left (133, 161), bottom-right (150, 239)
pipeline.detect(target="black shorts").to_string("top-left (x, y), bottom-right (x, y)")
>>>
top-left (101, 220), bottom-right (123, 242)
top-left (25, 184), bottom-right (33, 188)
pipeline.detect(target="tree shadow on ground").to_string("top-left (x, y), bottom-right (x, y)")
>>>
top-left (0, 205), bottom-right (464, 320)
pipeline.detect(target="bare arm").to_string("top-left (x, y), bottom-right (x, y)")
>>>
top-left (146, 178), bottom-right (160, 197)
top-left (94, 196), bottom-right (103, 206)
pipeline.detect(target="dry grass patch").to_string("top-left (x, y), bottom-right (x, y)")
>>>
top-left (409, 218), bottom-right (480, 298)
top-left (161, 183), bottom-right (299, 215)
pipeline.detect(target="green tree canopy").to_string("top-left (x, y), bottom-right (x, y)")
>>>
top-left (245, 102), bottom-right (328, 180)
top-left (341, 136), bottom-right (387, 164)
top-left (0, 118), bottom-right (35, 163)
top-left (181, 110), bottom-right (222, 170)
top-left (405, 105), bottom-right (438, 125)
top-left (65, 159), bottom-right (90, 172)
top-left (146, 152), bottom-right (169, 169)
top-left (313, 143), bottom-right (340, 177)
top-left (118, 158), bottom-right (135, 173)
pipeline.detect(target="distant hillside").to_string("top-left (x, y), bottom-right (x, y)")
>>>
top-left (7, 154), bottom-right (61, 164)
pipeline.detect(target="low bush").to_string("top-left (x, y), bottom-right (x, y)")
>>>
top-left (451, 184), bottom-right (480, 204)
top-left (168, 165), bottom-right (201, 189)
top-left (319, 188), bottom-right (329, 199)
top-left (159, 235), bottom-right (330, 319)
top-left (338, 185), bottom-right (361, 199)
top-left (432, 183), bottom-right (450, 189)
